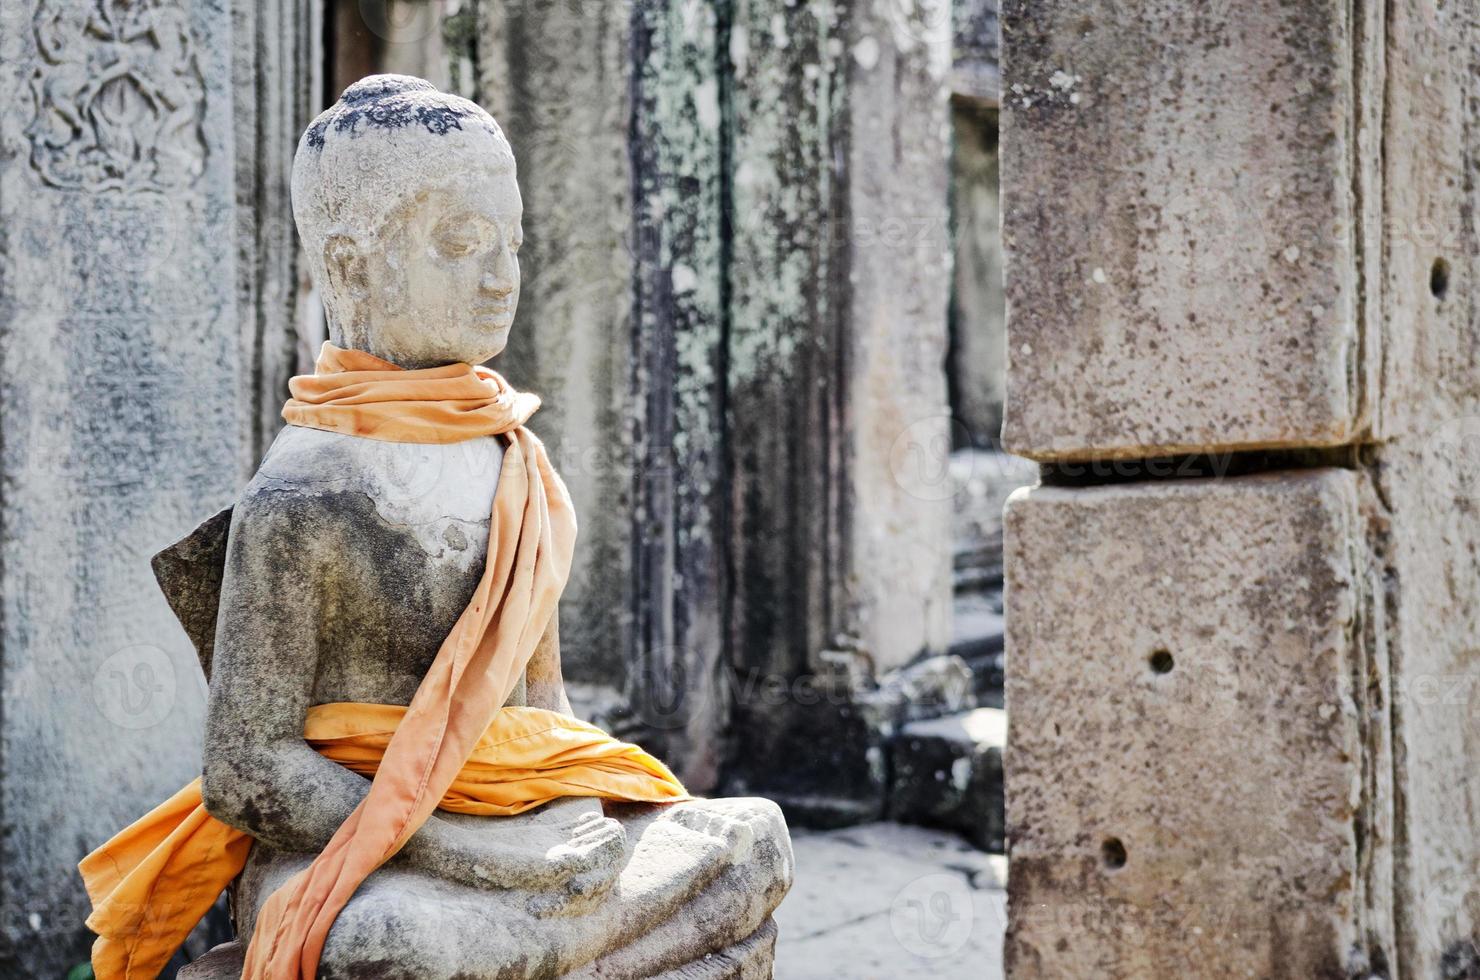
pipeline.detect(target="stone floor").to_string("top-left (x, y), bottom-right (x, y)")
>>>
top-left (772, 822), bottom-right (1006, 979)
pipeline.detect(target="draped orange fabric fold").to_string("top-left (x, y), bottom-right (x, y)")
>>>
top-left (82, 703), bottom-right (686, 979)
top-left (80, 343), bottom-right (686, 979)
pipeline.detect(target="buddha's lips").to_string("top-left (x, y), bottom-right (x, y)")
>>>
top-left (473, 304), bottom-right (513, 326)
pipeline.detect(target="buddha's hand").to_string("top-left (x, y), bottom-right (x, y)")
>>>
top-left (400, 804), bottom-right (627, 904)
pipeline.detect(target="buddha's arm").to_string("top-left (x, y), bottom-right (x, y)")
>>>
top-left (524, 613), bottom-right (571, 715)
top-left (198, 489), bottom-right (514, 888)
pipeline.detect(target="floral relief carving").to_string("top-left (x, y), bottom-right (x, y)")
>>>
top-left (25, 0), bottom-right (208, 192)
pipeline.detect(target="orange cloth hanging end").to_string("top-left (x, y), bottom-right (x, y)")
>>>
top-left (81, 703), bottom-right (687, 980)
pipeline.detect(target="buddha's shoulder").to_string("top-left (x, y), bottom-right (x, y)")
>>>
top-left (236, 425), bottom-right (501, 533)
top-left (232, 426), bottom-right (393, 526)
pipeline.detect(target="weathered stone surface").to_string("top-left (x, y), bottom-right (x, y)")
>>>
top-left (1373, 439), bottom-right (1480, 976)
top-left (477, 0), bottom-right (730, 789)
top-left (0, 0), bottom-right (309, 972)
top-left (724, 0), bottom-right (954, 815)
top-left (476, 0), bottom-right (637, 687)
top-left (222, 799), bottom-right (791, 980)
top-left (474, 0), bottom-right (956, 798)
top-left (1373, 5), bottom-right (1480, 974)
top-left (890, 708), bottom-right (1005, 852)
top-left (231, 0), bottom-right (320, 460)
top-left (624, 0), bottom-right (729, 788)
top-left (151, 507), bottom-right (232, 678)
top-left (1003, 471), bottom-right (1393, 977)
top-left (727, 0), bottom-right (952, 681)
top-left (178, 942), bottom-right (244, 980)
top-left (947, 106), bottom-right (1005, 447)
top-left (1000, 0), bottom-right (1382, 460)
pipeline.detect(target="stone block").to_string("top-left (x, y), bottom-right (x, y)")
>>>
top-left (890, 708), bottom-right (1006, 852)
top-left (999, 0), bottom-right (1382, 460)
top-left (1003, 470), bottom-right (1393, 977)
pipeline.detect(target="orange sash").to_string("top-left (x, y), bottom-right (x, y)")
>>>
top-left (80, 344), bottom-right (685, 979)
top-left (82, 703), bottom-right (686, 979)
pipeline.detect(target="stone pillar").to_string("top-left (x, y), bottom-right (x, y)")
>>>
top-left (476, 0), bottom-right (954, 801)
top-left (234, 0), bottom-right (323, 459)
top-left (946, 0), bottom-right (1004, 448)
top-left (0, 1), bottom-right (315, 973)
top-left (947, 102), bottom-right (1002, 447)
top-left (1005, 472), bottom-right (1393, 975)
top-left (722, 0), bottom-right (954, 820)
top-left (1002, 0), bottom-right (1480, 975)
top-left (476, 0), bottom-right (729, 788)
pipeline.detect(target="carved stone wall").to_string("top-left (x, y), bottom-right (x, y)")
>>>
top-left (0, 1), bottom-right (315, 973)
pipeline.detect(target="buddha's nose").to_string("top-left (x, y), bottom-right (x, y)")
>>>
top-left (481, 249), bottom-right (516, 298)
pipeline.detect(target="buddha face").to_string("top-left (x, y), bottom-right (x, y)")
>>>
top-left (322, 166), bottom-right (523, 367)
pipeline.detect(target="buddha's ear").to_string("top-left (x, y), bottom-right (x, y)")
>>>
top-left (323, 234), bottom-right (370, 301)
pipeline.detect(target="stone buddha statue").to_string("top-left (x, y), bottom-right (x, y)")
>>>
top-left (136, 76), bottom-right (791, 979)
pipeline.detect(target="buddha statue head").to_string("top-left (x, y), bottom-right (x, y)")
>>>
top-left (292, 75), bottom-right (521, 368)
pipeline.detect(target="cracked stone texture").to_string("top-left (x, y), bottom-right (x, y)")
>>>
top-left (1003, 470), bottom-right (1394, 977)
top-left (999, 0), bottom-right (1381, 460)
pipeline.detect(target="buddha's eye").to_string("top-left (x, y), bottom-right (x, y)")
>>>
top-left (431, 215), bottom-right (495, 259)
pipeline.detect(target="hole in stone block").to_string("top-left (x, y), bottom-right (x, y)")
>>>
top-left (1431, 257), bottom-right (1451, 300)
top-left (1101, 837), bottom-right (1127, 870)
top-left (1149, 649), bottom-right (1174, 674)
